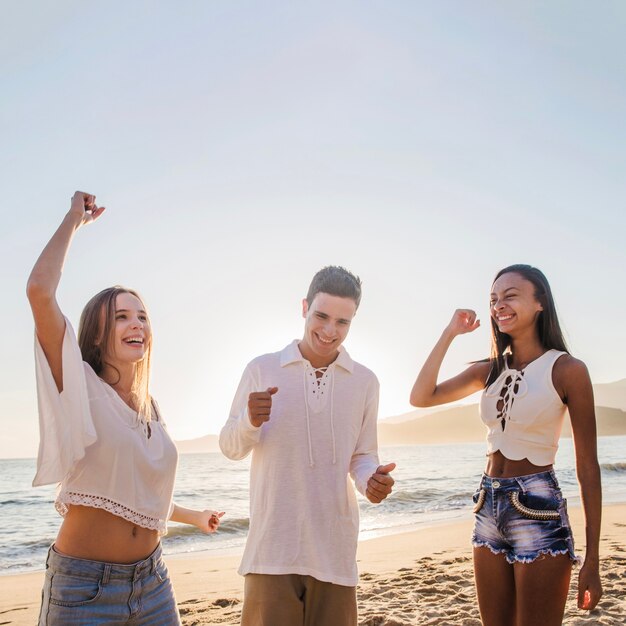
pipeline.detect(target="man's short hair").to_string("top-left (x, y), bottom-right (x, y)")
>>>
top-left (306, 266), bottom-right (362, 308)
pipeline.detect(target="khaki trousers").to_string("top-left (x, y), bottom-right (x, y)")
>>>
top-left (240, 573), bottom-right (357, 626)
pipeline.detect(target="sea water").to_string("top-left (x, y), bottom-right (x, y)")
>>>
top-left (1, 437), bottom-right (625, 574)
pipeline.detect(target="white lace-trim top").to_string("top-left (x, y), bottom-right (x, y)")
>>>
top-left (33, 318), bottom-right (178, 534)
top-left (56, 493), bottom-right (168, 534)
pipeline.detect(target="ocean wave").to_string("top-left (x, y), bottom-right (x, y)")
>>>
top-left (0, 496), bottom-right (52, 507)
top-left (444, 491), bottom-right (473, 503)
top-left (600, 462), bottom-right (626, 473)
top-left (365, 489), bottom-right (471, 514)
top-left (0, 499), bottom-right (21, 506)
top-left (386, 489), bottom-right (446, 505)
top-left (0, 558), bottom-right (43, 573)
top-left (22, 537), bottom-right (55, 549)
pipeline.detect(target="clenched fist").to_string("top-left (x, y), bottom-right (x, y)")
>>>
top-left (248, 387), bottom-right (278, 428)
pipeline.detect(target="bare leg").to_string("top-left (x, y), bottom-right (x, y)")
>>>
top-left (473, 546), bottom-right (517, 626)
top-left (514, 554), bottom-right (571, 626)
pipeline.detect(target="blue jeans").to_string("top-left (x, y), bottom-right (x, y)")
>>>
top-left (471, 470), bottom-right (578, 564)
top-left (38, 544), bottom-right (181, 625)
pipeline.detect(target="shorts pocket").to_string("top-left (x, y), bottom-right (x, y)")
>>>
top-left (472, 488), bottom-right (486, 514)
top-left (509, 491), bottom-right (560, 521)
top-left (49, 573), bottom-right (103, 607)
top-left (154, 560), bottom-right (170, 584)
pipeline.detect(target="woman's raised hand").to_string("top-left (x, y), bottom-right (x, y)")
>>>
top-left (69, 191), bottom-right (105, 226)
top-left (446, 309), bottom-right (480, 337)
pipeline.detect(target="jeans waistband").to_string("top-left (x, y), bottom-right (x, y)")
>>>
top-left (46, 543), bottom-right (163, 581)
top-left (480, 469), bottom-right (558, 490)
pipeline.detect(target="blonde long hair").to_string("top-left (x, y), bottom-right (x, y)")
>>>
top-left (78, 286), bottom-right (152, 420)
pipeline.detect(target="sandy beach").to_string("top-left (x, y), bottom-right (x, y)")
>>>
top-left (1, 504), bottom-right (624, 625)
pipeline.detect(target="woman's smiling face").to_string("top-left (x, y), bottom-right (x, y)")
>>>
top-left (104, 292), bottom-right (152, 365)
top-left (490, 272), bottom-right (543, 336)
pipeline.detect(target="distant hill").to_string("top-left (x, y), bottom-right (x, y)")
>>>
top-left (379, 404), bottom-right (484, 445)
top-left (561, 406), bottom-right (626, 438)
top-left (175, 379), bottom-right (626, 452)
top-left (175, 434), bottom-right (220, 454)
top-left (383, 379), bottom-right (626, 425)
top-left (593, 379), bottom-right (626, 410)
top-left (378, 404), bottom-right (626, 446)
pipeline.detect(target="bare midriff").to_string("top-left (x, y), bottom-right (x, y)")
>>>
top-left (485, 450), bottom-right (552, 479)
top-left (54, 505), bottom-right (160, 563)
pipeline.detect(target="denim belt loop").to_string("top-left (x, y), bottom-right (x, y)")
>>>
top-left (151, 551), bottom-right (158, 574)
top-left (102, 563), bottom-right (111, 585)
top-left (514, 477), bottom-right (527, 493)
top-left (549, 469), bottom-right (558, 487)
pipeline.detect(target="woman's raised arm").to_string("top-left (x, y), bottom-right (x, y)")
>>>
top-left (26, 191), bottom-right (105, 391)
top-left (410, 309), bottom-right (488, 407)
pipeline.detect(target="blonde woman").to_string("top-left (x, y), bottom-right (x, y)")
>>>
top-left (28, 191), bottom-right (223, 625)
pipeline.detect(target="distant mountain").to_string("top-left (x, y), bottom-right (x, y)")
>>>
top-left (381, 404), bottom-right (460, 424)
top-left (561, 406), bottom-right (626, 438)
top-left (593, 379), bottom-right (626, 410)
top-left (174, 379), bottom-right (626, 452)
top-left (378, 404), bottom-right (626, 446)
top-left (383, 379), bottom-right (626, 425)
top-left (379, 404), bottom-right (484, 445)
top-left (175, 434), bottom-right (220, 454)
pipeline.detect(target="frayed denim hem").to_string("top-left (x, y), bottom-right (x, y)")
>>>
top-left (472, 540), bottom-right (581, 566)
top-left (472, 539), bottom-right (509, 559)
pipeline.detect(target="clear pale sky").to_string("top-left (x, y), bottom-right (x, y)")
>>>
top-left (1, 1), bottom-right (624, 458)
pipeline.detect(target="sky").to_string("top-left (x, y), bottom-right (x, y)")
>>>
top-left (1, 1), bottom-right (625, 459)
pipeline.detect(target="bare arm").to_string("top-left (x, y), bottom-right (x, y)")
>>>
top-left (554, 356), bottom-right (602, 611)
top-left (169, 504), bottom-right (225, 533)
top-left (26, 192), bottom-right (105, 392)
top-left (410, 309), bottom-right (489, 407)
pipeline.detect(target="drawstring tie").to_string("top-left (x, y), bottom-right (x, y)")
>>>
top-left (302, 363), bottom-right (337, 467)
top-left (302, 367), bottom-right (315, 467)
top-left (330, 371), bottom-right (336, 464)
top-left (485, 365), bottom-right (529, 431)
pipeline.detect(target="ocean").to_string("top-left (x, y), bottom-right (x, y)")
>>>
top-left (1, 437), bottom-right (625, 575)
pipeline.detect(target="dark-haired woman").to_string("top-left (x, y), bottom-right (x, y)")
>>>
top-left (28, 192), bottom-right (224, 625)
top-left (410, 265), bottom-right (602, 626)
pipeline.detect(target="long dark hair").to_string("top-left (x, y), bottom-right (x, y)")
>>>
top-left (486, 264), bottom-right (569, 386)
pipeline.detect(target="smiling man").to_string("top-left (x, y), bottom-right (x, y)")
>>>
top-left (219, 265), bottom-right (395, 626)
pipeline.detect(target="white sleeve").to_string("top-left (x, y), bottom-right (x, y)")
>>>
top-left (349, 377), bottom-right (381, 496)
top-left (32, 317), bottom-right (97, 487)
top-left (219, 364), bottom-right (263, 460)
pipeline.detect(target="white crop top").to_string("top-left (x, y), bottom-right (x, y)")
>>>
top-left (479, 349), bottom-right (567, 466)
top-left (32, 318), bottom-right (178, 534)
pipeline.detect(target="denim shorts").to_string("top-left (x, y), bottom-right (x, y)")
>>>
top-left (471, 470), bottom-right (578, 565)
top-left (38, 543), bottom-right (181, 625)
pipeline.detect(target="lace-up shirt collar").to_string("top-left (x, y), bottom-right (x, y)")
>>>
top-left (279, 339), bottom-right (354, 373)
